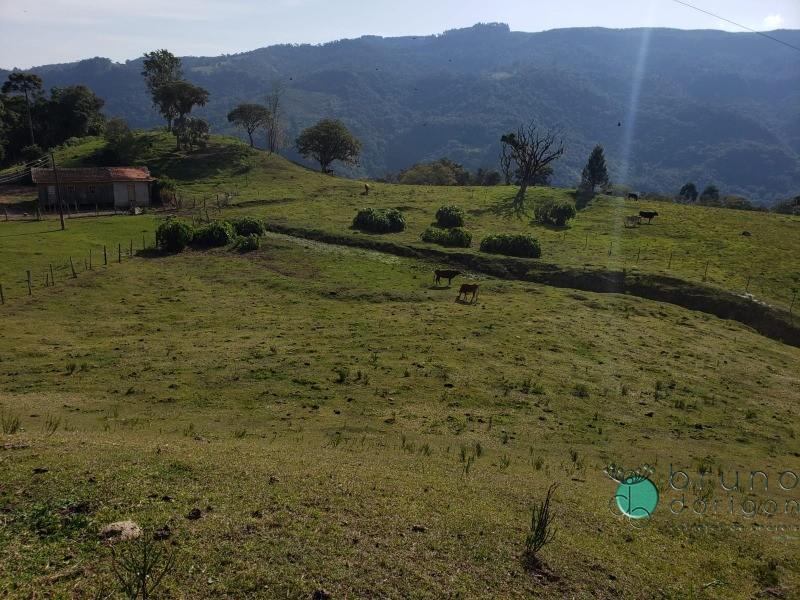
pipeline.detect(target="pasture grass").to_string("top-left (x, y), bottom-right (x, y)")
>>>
top-left (1, 233), bottom-right (799, 598)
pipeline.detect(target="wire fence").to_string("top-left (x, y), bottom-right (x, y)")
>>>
top-left (0, 232), bottom-right (156, 306)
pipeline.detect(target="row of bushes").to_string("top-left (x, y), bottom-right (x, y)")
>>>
top-left (479, 233), bottom-right (542, 258)
top-left (352, 208), bottom-right (406, 233)
top-left (421, 226), bottom-right (472, 248)
top-left (156, 216), bottom-right (265, 252)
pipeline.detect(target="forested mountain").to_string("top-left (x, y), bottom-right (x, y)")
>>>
top-left (3, 23), bottom-right (799, 201)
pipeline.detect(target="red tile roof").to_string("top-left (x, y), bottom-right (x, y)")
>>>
top-left (31, 167), bottom-right (153, 185)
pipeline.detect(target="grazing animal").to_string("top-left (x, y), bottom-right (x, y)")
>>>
top-left (624, 215), bottom-right (641, 228)
top-left (741, 231), bottom-right (752, 237)
top-left (434, 269), bottom-right (462, 286)
top-left (457, 283), bottom-right (479, 303)
top-left (360, 183), bottom-right (370, 196)
top-left (627, 192), bottom-right (639, 201)
top-left (639, 210), bottom-right (659, 223)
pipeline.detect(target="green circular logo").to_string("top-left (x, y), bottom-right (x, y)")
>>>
top-left (612, 476), bottom-right (659, 522)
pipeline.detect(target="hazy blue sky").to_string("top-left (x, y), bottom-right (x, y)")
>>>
top-left (1, 0), bottom-right (798, 68)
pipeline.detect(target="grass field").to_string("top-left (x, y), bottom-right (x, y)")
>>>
top-left (1, 132), bottom-right (799, 598)
top-left (21, 131), bottom-right (797, 311)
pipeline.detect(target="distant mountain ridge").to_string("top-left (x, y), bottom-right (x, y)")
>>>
top-left (3, 23), bottom-right (799, 201)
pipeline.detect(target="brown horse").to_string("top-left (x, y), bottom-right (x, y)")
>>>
top-left (434, 269), bottom-right (462, 286)
top-left (457, 283), bottom-right (479, 303)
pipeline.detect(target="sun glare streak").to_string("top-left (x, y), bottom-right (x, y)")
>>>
top-left (610, 2), bottom-right (657, 271)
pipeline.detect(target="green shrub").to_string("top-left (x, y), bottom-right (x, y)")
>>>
top-left (534, 198), bottom-right (577, 226)
top-left (152, 178), bottom-right (177, 205)
top-left (479, 233), bottom-right (541, 258)
top-left (234, 234), bottom-right (261, 252)
top-left (352, 208), bottom-right (406, 233)
top-left (156, 219), bottom-right (194, 252)
top-left (193, 220), bottom-right (235, 247)
top-left (435, 205), bottom-right (465, 228)
top-left (231, 216), bottom-right (265, 237)
top-left (421, 226), bottom-right (472, 248)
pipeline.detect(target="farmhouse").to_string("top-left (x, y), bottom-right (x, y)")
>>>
top-left (31, 166), bottom-right (153, 211)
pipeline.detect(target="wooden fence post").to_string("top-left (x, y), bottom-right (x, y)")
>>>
top-left (26, 270), bottom-right (32, 295)
top-left (2, 205), bottom-right (7, 221)
top-left (49, 264), bottom-right (54, 285)
top-left (129, 239), bottom-right (133, 257)
top-left (636, 247), bottom-right (641, 264)
top-left (703, 260), bottom-right (709, 281)
top-left (608, 241), bottom-right (613, 256)
top-left (0, 284), bottom-right (4, 304)
top-left (103, 245), bottom-right (107, 266)
top-left (89, 249), bottom-right (92, 270)
top-left (69, 257), bottom-right (77, 278)
top-left (667, 250), bottom-right (673, 270)
top-left (118, 243), bottom-right (122, 263)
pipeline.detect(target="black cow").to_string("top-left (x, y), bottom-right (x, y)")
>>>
top-left (639, 210), bottom-right (659, 224)
top-left (434, 269), bottom-right (462, 286)
top-left (627, 192), bottom-right (639, 201)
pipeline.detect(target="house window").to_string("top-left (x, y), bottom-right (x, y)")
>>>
top-left (88, 185), bottom-right (96, 194)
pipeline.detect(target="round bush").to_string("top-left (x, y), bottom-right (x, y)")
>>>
top-left (156, 219), bottom-right (194, 252)
top-left (193, 220), bottom-right (235, 247)
top-left (534, 198), bottom-right (576, 226)
top-left (435, 205), bottom-right (465, 228)
top-left (231, 216), bottom-right (265, 237)
top-left (234, 234), bottom-right (261, 252)
top-left (352, 208), bottom-right (406, 233)
top-left (479, 233), bottom-right (541, 258)
top-left (421, 226), bottom-right (472, 248)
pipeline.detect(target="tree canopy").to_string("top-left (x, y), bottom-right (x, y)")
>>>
top-left (679, 182), bottom-right (699, 202)
top-left (580, 145), bottom-right (609, 193)
top-left (295, 119), bottom-right (361, 173)
top-left (227, 103), bottom-right (270, 147)
top-left (2, 72), bottom-right (43, 146)
top-left (500, 122), bottom-right (565, 211)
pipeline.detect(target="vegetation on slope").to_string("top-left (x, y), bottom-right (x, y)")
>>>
top-left (0, 231), bottom-right (798, 597)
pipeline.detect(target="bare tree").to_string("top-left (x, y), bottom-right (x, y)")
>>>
top-left (499, 142), bottom-right (513, 185)
top-left (500, 122), bottom-right (565, 211)
top-left (265, 80), bottom-right (287, 154)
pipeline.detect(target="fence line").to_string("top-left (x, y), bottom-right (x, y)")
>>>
top-left (0, 232), bottom-right (153, 306)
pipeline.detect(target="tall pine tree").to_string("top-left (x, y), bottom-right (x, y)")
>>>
top-left (580, 145), bottom-right (610, 193)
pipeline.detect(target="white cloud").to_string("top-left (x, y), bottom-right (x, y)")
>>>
top-left (762, 14), bottom-right (784, 29)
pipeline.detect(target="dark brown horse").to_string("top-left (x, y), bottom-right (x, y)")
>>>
top-left (457, 283), bottom-right (479, 303)
top-left (434, 269), bottom-right (462, 286)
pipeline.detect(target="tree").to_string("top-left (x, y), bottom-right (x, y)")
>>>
top-left (102, 117), bottom-right (136, 163)
top-left (514, 164), bottom-right (552, 187)
top-left (174, 117), bottom-right (209, 151)
top-left (2, 72), bottom-right (43, 146)
top-left (678, 182), bottom-right (698, 202)
top-left (141, 50), bottom-right (183, 96)
top-left (227, 103), bottom-right (270, 147)
top-left (265, 80), bottom-right (287, 154)
top-left (499, 142), bottom-right (513, 185)
top-left (153, 81), bottom-right (209, 143)
top-left (699, 184), bottom-right (720, 205)
top-left (47, 85), bottom-right (105, 144)
top-left (141, 50), bottom-right (186, 130)
top-left (580, 145), bottom-right (609, 193)
top-left (500, 122), bottom-right (565, 211)
top-left (295, 119), bottom-right (361, 173)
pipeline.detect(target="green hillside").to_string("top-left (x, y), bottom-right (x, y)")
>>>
top-left (42, 131), bottom-right (800, 313)
top-left (1, 133), bottom-right (798, 597)
top-left (7, 24), bottom-right (800, 200)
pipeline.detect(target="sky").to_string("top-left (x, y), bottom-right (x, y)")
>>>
top-left (1, 0), bottom-right (798, 69)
